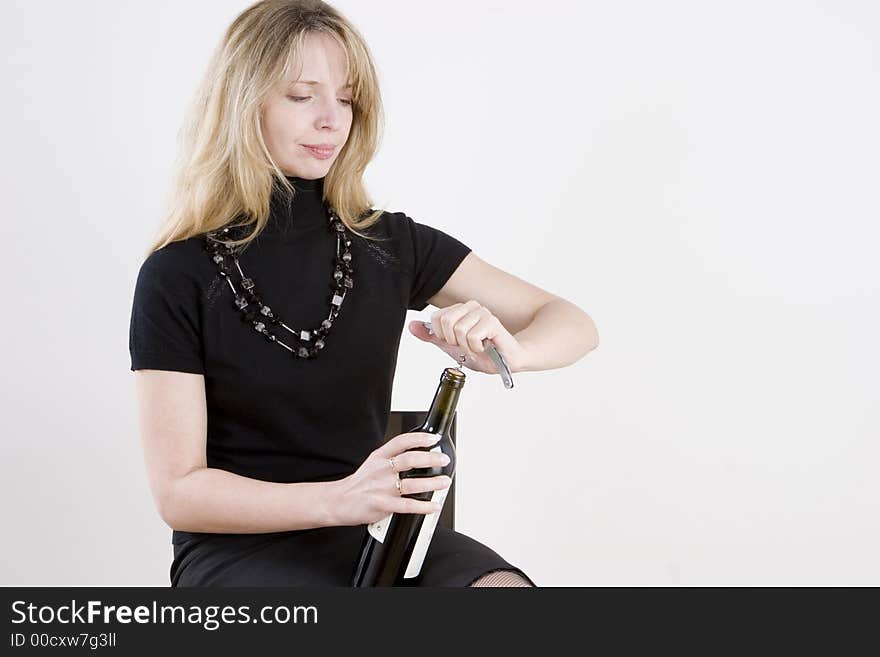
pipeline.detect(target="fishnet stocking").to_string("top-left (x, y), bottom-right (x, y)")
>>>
top-left (469, 569), bottom-right (534, 587)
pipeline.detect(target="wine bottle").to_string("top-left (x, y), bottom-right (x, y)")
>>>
top-left (351, 366), bottom-right (465, 586)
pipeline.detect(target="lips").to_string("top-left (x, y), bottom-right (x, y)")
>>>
top-left (302, 144), bottom-right (335, 159)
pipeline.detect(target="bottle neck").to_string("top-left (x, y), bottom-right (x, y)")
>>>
top-left (422, 379), bottom-right (463, 435)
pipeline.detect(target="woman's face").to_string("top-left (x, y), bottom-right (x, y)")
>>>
top-left (260, 32), bottom-right (354, 179)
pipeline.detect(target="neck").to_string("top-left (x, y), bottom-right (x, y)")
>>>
top-left (264, 175), bottom-right (328, 234)
top-left (284, 175), bottom-right (324, 192)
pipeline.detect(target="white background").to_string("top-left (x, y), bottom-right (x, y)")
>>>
top-left (1, 0), bottom-right (878, 585)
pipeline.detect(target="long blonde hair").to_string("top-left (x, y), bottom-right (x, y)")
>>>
top-left (145, 0), bottom-right (386, 258)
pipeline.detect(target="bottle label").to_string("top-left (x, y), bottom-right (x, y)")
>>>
top-left (367, 513), bottom-right (392, 543)
top-left (403, 480), bottom-right (450, 579)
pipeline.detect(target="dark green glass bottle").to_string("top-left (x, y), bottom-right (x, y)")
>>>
top-left (351, 367), bottom-right (465, 586)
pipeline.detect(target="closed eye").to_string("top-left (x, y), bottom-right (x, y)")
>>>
top-left (288, 96), bottom-right (353, 106)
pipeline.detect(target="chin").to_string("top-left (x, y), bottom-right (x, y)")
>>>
top-left (305, 158), bottom-right (334, 169)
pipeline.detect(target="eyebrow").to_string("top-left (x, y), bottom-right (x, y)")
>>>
top-left (290, 80), bottom-right (353, 90)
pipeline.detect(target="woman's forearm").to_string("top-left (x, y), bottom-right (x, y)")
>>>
top-left (513, 298), bottom-right (599, 372)
top-left (163, 467), bottom-right (342, 534)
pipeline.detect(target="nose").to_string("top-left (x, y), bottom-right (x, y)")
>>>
top-left (315, 95), bottom-right (346, 132)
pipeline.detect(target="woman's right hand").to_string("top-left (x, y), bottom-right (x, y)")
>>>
top-left (331, 432), bottom-right (452, 527)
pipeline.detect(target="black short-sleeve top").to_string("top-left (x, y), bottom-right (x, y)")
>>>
top-left (129, 176), bottom-right (471, 489)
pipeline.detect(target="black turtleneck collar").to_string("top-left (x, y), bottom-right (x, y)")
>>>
top-left (285, 175), bottom-right (323, 192)
top-left (263, 175), bottom-right (329, 236)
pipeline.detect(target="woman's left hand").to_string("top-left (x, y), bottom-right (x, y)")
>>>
top-left (408, 300), bottom-right (528, 374)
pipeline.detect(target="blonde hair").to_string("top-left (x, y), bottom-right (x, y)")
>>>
top-left (145, 0), bottom-right (386, 258)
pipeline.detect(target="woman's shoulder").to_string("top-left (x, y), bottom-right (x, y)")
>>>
top-left (133, 235), bottom-right (220, 311)
top-left (369, 208), bottom-right (454, 236)
top-left (359, 208), bottom-right (422, 244)
top-left (139, 235), bottom-right (215, 281)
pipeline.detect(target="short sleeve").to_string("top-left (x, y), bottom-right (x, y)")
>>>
top-left (404, 214), bottom-right (472, 311)
top-left (129, 250), bottom-right (206, 374)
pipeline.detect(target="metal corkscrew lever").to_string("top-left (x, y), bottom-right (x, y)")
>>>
top-left (422, 321), bottom-right (514, 389)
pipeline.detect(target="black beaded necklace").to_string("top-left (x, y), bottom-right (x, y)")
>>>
top-left (203, 203), bottom-right (353, 360)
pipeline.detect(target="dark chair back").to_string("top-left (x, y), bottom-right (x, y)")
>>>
top-left (384, 410), bottom-right (457, 531)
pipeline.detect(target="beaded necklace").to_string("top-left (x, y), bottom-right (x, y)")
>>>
top-left (203, 203), bottom-right (353, 360)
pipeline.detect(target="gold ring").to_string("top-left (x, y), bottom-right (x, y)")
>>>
top-left (395, 478), bottom-right (403, 495)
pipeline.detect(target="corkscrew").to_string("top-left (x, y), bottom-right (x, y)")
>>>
top-left (422, 322), bottom-right (514, 389)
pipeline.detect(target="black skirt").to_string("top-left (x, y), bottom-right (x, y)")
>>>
top-left (170, 525), bottom-right (536, 587)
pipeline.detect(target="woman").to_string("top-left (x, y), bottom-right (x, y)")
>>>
top-left (129, 0), bottom-right (598, 587)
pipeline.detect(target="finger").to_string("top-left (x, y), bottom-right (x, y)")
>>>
top-left (432, 308), bottom-right (456, 346)
top-left (393, 449), bottom-right (450, 472)
top-left (454, 310), bottom-right (483, 354)
top-left (444, 300), bottom-right (482, 348)
top-left (377, 432), bottom-right (439, 459)
top-left (410, 320), bottom-right (434, 341)
top-left (429, 306), bottom-right (456, 345)
top-left (392, 497), bottom-right (445, 516)
top-left (432, 301), bottom-right (478, 347)
top-left (398, 475), bottom-right (452, 496)
top-left (465, 314), bottom-right (496, 354)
